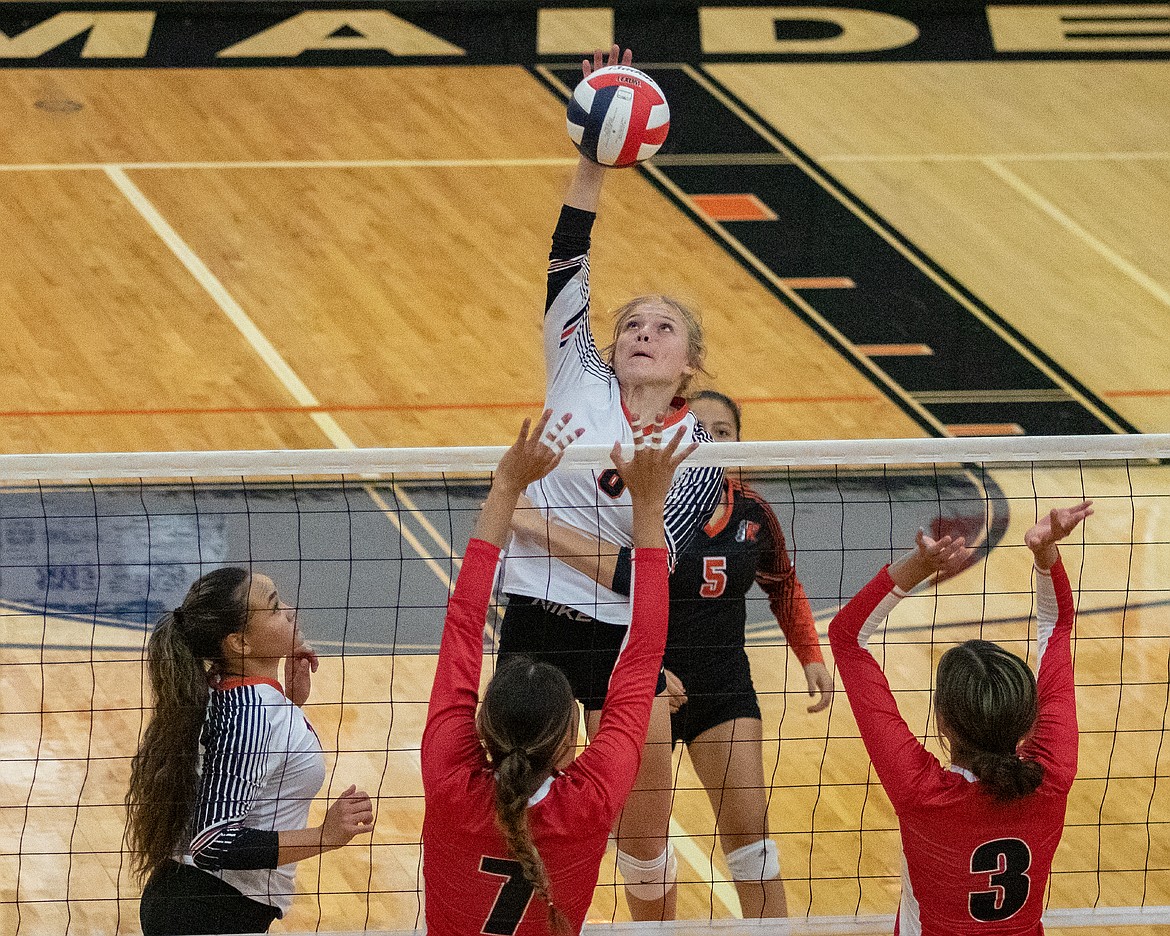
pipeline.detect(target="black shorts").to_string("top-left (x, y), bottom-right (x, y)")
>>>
top-left (140, 861), bottom-right (280, 935)
top-left (499, 594), bottom-right (666, 711)
top-left (665, 647), bottom-right (761, 747)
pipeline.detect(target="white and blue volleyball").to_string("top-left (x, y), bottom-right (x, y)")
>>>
top-left (566, 65), bottom-right (670, 168)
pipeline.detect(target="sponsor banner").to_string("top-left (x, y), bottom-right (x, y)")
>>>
top-left (1, 1), bottom-right (1168, 67)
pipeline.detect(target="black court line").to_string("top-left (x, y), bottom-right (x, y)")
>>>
top-left (535, 63), bottom-right (1141, 438)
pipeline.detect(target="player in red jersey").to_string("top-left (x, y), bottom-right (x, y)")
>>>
top-left (422, 410), bottom-right (696, 936)
top-left (829, 499), bottom-right (1093, 935)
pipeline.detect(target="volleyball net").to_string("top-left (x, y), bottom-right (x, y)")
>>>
top-left (2, 434), bottom-right (1169, 935)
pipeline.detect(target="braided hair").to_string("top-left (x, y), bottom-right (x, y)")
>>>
top-left (476, 656), bottom-right (578, 934)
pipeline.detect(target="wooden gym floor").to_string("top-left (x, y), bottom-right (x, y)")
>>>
top-left (1, 44), bottom-right (1169, 936)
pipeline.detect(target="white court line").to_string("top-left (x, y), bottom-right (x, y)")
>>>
top-left (3, 157), bottom-right (578, 172)
top-left (669, 817), bottom-right (742, 916)
top-left (103, 166), bottom-right (459, 589)
top-left (983, 158), bottom-right (1170, 315)
top-left (820, 151), bottom-right (1170, 163)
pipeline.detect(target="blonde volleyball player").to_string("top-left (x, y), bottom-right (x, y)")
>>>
top-left (423, 411), bottom-right (694, 936)
top-left (497, 46), bottom-right (724, 921)
top-left (512, 390), bottom-right (833, 918)
top-left (829, 501), bottom-right (1092, 934)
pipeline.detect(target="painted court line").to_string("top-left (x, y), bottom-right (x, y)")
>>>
top-left (2, 157), bottom-right (579, 173)
top-left (103, 166), bottom-right (460, 588)
top-left (821, 150), bottom-right (1170, 163)
top-left (984, 158), bottom-right (1170, 315)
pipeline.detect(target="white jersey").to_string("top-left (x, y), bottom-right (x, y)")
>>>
top-left (181, 678), bottom-right (325, 914)
top-left (499, 206), bottom-right (723, 625)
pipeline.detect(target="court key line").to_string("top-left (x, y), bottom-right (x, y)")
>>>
top-left (983, 158), bottom-right (1170, 316)
top-left (102, 166), bottom-right (463, 595)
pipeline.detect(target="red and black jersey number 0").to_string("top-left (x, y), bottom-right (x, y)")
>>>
top-left (478, 856), bottom-right (535, 935)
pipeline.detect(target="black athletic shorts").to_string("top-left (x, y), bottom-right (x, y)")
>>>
top-left (665, 646), bottom-right (761, 747)
top-left (140, 861), bottom-right (280, 935)
top-left (499, 593), bottom-right (667, 711)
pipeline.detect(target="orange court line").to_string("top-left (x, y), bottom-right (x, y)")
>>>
top-left (692, 193), bottom-right (778, 222)
top-left (0, 394), bottom-right (885, 420)
top-left (946, 423), bottom-right (1026, 437)
top-left (780, 277), bottom-right (857, 290)
top-left (856, 343), bottom-right (934, 357)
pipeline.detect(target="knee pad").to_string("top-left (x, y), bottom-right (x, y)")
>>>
top-left (725, 838), bottom-right (780, 882)
top-left (616, 845), bottom-right (677, 901)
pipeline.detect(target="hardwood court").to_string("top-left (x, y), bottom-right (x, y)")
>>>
top-left (1, 37), bottom-right (1169, 936)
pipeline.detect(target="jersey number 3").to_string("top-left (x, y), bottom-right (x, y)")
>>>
top-left (479, 856), bottom-right (534, 935)
top-left (700, 557), bottom-right (728, 598)
top-left (968, 838), bottom-right (1031, 922)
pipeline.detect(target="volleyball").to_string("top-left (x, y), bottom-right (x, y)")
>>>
top-left (566, 65), bottom-right (670, 168)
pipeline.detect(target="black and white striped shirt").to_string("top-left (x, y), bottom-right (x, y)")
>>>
top-left (180, 678), bottom-right (324, 914)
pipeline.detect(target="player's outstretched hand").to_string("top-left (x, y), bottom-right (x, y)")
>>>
top-left (1025, 500), bottom-right (1094, 553)
top-left (583, 44), bottom-right (633, 77)
top-left (1025, 499), bottom-right (1093, 570)
top-left (609, 413), bottom-right (697, 505)
top-left (913, 529), bottom-right (973, 577)
top-left (494, 410), bottom-right (582, 494)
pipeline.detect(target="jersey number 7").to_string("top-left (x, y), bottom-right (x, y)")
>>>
top-left (479, 856), bottom-right (535, 935)
top-left (968, 838), bottom-right (1031, 922)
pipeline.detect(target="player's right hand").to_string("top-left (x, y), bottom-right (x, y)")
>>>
top-left (494, 410), bottom-right (582, 494)
top-left (583, 44), bottom-right (633, 78)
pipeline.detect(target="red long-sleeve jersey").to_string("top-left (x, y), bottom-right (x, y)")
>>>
top-left (422, 538), bottom-right (669, 936)
top-left (829, 560), bottom-right (1078, 936)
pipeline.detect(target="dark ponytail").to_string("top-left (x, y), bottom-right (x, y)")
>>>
top-left (477, 656), bottom-right (578, 935)
top-left (125, 568), bottom-right (250, 883)
top-left (936, 640), bottom-right (1043, 802)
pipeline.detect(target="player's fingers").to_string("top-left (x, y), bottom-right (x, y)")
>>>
top-left (531, 408), bottom-right (554, 441)
top-left (649, 418), bottom-right (664, 449)
top-left (661, 425), bottom-right (685, 456)
top-left (609, 440), bottom-right (627, 472)
top-left (669, 440), bottom-right (699, 471)
top-left (621, 48), bottom-right (633, 66)
top-left (607, 43), bottom-right (620, 66)
top-left (631, 415), bottom-right (646, 451)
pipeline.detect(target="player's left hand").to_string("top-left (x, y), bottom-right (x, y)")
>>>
top-left (803, 661), bottom-right (834, 713)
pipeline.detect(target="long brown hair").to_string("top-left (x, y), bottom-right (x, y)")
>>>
top-left (125, 567), bottom-right (251, 883)
top-left (935, 639), bottom-right (1043, 801)
top-left (477, 656), bottom-right (577, 935)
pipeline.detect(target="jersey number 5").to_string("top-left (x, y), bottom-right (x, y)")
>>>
top-left (700, 557), bottom-right (727, 598)
top-left (479, 856), bottom-right (534, 935)
top-left (968, 838), bottom-right (1031, 922)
